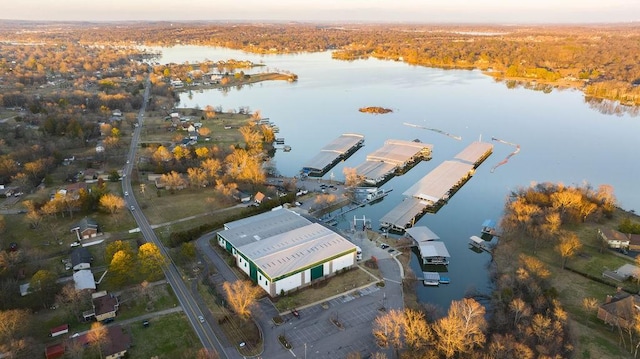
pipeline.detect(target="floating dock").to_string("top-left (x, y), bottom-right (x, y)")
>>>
top-left (469, 235), bottom-right (492, 253)
top-left (453, 141), bottom-right (493, 168)
top-left (352, 139), bottom-right (432, 185)
top-left (379, 141), bottom-right (492, 232)
top-left (423, 272), bottom-right (441, 286)
top-left (301, 133), bottom-right (364, 177)
top-left (417, 241), bottom-right (450, 265)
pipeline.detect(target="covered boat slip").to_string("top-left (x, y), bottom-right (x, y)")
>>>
top-left (405, 226), bottom-right (440, 242)
top-left (453, 141), bottom-right (493, 167)
top-left (418, 241), bottom-right (450, 265)
top-left (301, 133), bottom-right (365, 176)
top-left (353, 139), bottom-right (432, 185)
top-left (403, 160), bottom-right (474, 203)
top-left (379, 197), bottom-right (430, 231)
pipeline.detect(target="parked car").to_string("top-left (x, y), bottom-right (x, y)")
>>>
top-left (380, 243), bottom-right (389, 249)
top-left (70, 241), bottom-right (81, 248)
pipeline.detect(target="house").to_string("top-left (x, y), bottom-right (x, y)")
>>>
top-left (70, 217), bottom-right (100, 241)
top-left (103, 325), bottom-right (132, 359)
top-left (254, 191), bottom-right (266, 204)
top-left (216, 208), bottom-right (358, 296)
top-left (598, 228), bottom-right (630, 249)
top-left (44, 343), bottom-right (65, 359)
top-left (73, 269), bottom-right (96, 291)
top-left (597, 291), bottom-right (640, 328)
top-left (629, 234), bottom-right (640, 251)
top-left (233, 190), bottom-right (252, 203)
top-left (91, 291), bottom-right (119, 322)
top-left (70, 247), bottom-right (93, 271)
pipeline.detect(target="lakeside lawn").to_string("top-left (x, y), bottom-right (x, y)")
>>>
top-left (494, 209), bottom-right (639, 359)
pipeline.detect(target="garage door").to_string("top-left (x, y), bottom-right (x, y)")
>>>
top-left (310, 264), bottom-right (324, 280)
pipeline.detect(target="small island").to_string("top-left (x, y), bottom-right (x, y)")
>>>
top-left (358, 106), bottom-right (393, 115)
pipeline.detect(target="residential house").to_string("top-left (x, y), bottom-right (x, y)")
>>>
top-left (254, 191), bottom-right (265, 204)
top-left (70, 217), bottom-right (100, 241)
top-left (597, 291), bottom-right (640, 328)
top-left (233, 190), bottom-right (251, 203)
top-left (598, 228), bottom-right (630, 249)
top-left (629, 234), bottom-right (640, 251)
top-left (103, 325), bottom-right (132, 359)
top-left (71, 247), bottom-right (93, 271)
top-left (91, 291), bottom-right (119, 322)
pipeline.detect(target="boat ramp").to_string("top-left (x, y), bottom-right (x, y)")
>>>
top-left (380, 141), bottom-right (493, 232)
top-left (352, 139), bottom-right (432, 186)
top-left (301, 133), bottom-right (364, 177)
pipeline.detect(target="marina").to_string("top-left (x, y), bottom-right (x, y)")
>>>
top-left (380, 141), bottom-right (493, 232)
top-left (352, 139), bottom-right (432, 186)
top-left (301, 133), bottom-right (365, 177)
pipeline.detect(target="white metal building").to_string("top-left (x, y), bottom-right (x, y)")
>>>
top-left (216, 209), bottom-right (358, 296)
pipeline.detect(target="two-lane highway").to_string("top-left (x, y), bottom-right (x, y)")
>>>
top-left (122, 75), bottom-right (233, 358)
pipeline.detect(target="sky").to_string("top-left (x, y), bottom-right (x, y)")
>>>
top-left (4, 0), bottom-right (640, 24)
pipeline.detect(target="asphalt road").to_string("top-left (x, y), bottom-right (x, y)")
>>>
top-left (122, 76), bottom-right (231, 358)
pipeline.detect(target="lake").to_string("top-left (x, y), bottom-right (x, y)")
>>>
top-left (153, 45), bottom-right (640, 310)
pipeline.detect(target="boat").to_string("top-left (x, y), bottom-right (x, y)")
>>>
top-left (438, 276), bottom-right (451, 284)
top-left (423, 272), bottom-right (440, 286)
top-left (283, 145), bottom-right (292, 152)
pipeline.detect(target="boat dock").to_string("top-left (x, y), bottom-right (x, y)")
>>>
top-left (423, 272), bottom-right (441, 286)
top-left (405, 226), bottom-right (450, 265)
top-left (469, 235), bottom-right (492, 253)
top-left (379, 141), bottom-right (492, 232)
top-left (352, 139), bottom-right (432, 186)
top-left (301, 133), bottom-right (364, 177)
top-left (352, 187), bottom-right (392, 205)
top-left (453, 141), bottom-right (493, 168)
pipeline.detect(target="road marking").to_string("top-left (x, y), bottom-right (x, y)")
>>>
top-left (289, 349), bottom-right (297, 357)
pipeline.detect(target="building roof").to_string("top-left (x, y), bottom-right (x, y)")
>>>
top-left (71, 247), bottom-right (92, 267)
top-left (403, 160), bottom-right (474, 203)
top-left (405, 226), bottom-right (440, 242)
top-left (599, 293), bottom-right (640, 323)
top-left (45, 343), bottom-right (65, 359)
top-left (365, 139), bottom-right (432, 166)
top-left (73, 270), bottom-right (96, 291)
top-left (616, 264), bottom-right (639, 278)
top-left (453, 141), bottom-right (493, 165)
top-left (352, 161), bottom-right (397, 183)
top-left (600, 228), bottom-right (630, 242)
top-left (418, 241), bottom-right (450, 258)
top-left (70, 217), bottom-right (98, 233)
top-left (104, 325), bottom-right (131, 357)
top-left (220, 209), bottom-right (311, 247)
top-left (302, 133), bottom-right (364, 173)
top-left (237, 222), bottom-right (357, 280)
top-left (93, 292), bottom-right (118, 316)
top-left (380, 197), bottom-right (429, 230)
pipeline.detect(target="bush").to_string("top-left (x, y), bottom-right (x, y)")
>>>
top-left (278, 335), bottom-right (292, 349)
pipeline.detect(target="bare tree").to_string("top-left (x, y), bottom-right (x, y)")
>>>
top-left (87, 321), bottom-right (109, 359)
top-left (222, 280), bottom-right (262, 319)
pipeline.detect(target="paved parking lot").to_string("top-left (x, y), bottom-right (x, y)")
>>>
top-left (277, 285), bottom-right (389, 359)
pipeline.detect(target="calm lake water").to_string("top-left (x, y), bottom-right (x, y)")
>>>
top-left (153, 45), bottom-right (640, 310)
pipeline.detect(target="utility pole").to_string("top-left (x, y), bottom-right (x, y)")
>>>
top-left (304, 343), bottom-right (307, 359)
